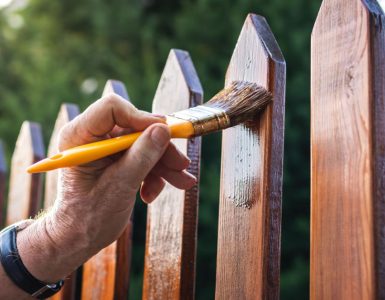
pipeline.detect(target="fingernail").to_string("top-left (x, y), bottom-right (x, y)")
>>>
top-left (151, 126), bottom-right (170, 148)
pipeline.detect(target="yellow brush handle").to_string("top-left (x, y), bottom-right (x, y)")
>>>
top-left (27, 117), bottom-right (194, 173)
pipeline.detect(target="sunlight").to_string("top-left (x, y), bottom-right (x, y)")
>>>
top-left (0, 0), bottom-right (12, 8)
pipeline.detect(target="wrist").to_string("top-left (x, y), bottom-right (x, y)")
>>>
top-left (16, 211), bottom-right (94, 283)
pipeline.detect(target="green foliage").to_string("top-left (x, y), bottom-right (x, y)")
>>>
top-left (0, 0), bottom-right (321, 298)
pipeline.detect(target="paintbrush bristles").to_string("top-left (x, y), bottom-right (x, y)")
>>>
top-left (204, 81), bottom-right (272, 126)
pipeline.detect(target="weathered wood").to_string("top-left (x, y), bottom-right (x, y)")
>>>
top-left (6, 121), bottom-right (44, 225)
top-left (142, 49), bottom-right (203, 300)
top-left (45, 104), bottom-right (79, 300)
top-left (215, 14), bottom-right (285, 299)
top-left (311, 0), bottom-right (385, 299)
top-left (0, 141), bottom-right (6, 228)
top-left (81, 80), bottom-right (133, 300)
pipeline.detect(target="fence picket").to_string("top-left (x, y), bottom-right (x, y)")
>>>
top-left (215, 14), bottom-right (285, 299)
top-left (142, 49), bottom-right (203, 300)
top-left (6, 121), bottom-right (44, 225)
top-left (310, 1), bottom-right (385, 299)
top-left (81, 80), bottom-right (133, 300)
top-left (45, 104), bottom-right (80, 300)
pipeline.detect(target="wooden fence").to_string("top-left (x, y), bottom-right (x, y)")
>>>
top-left (1, 1), bottom-right (384, 299)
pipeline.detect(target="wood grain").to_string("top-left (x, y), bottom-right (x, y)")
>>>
top-left (215, 14), bottom-right (285, 299)
top-left (311, 0), bottom-right (385, 299)
top-left (0, 141), bottom-right (6, 228)
top-left (142, 49), bottom-right (203, 300)
top-left (45, 104), bottom-right (80, 300)
top-left (6, 121), bottom-right (44, 225)
top-left (81, 80), bottom-right (133, 300)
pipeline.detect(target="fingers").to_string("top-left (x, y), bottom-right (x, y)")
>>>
top-left (100, 123), bottom-right (197, 203)
top-left (152, 163), bottom-right (196, 189)
top-left (140, 162), bottom-right (196, 203)
top-left (59, 94), bottom-right (166, 150)
top-left (140, 173), bottom-right (165, 204)
top-left (114, 123), bottom-right (171, 189)
top-left (160, 142), bottom-right (191, 171)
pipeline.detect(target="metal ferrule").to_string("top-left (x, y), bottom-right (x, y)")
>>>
top-left (169, 105), bottom-right (231, 137)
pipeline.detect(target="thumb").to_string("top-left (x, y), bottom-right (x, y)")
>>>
top-left (116, 123), bottom-right (171, 189)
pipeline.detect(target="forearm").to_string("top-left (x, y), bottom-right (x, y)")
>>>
top-left (0, 211), bottom-right (93, 299)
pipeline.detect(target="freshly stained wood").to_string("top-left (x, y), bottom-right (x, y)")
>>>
top-left (311, 0), bottom-right (385, 299)
top-left (215, 14), bottom-right (285, 299)
top-left (81, 80), bottom-right (133, 300)
top-left (45, 104), bottom-right (79, 300)
top-left (0, 141), bottom-right (6, 227)
top-left (6, 121), bottom-right (44, 225)
top-left (142, 49), bottom-right (203, 300)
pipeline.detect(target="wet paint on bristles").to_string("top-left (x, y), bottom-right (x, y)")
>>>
top-left (203, 81), bottom-right (272, 126)
top-left (169, 81), bottom-right (272, 137)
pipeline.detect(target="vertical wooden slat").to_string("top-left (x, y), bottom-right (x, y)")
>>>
top-left (215, 14), bottom-right (285, 299)
top-left (6, 121), bottom-right (44, 225)
top-left (81, 80), bottom-right (134, 300)
top-left (45, 104), bottom-right (80, 300)
top-left (0, 141), bottom-right (6, 228)
top-left (311, 0), bottom-right (385, 299)
top-left (368, 2), bottom-right (385, 297)
top-left (142, 49), bottom-right (203, 300)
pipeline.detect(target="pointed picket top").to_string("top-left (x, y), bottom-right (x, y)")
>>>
top-left (216, 14), bottom-right (285, 299)
top-left (6, 121), bottom-right (44, 225)
top-left (152, 49), bottom-right (203, 114)
top-left (0, 140), bottom-right (6, 227)
top-left (81, 79), bottom-right (133, 300)
top-left (143, 49), bottom-right (203, 300)
top-left (44, 103), bottom-right (79, 209)
top-left (102, 79), bottom-right (129, 97)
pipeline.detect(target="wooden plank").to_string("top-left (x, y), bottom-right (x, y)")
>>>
top-left (6, 121), bottom-right (44, 225)
top-left (142, 49), bottom-right (203, 300)
top-left (0, 141), bottom-right (6, 228)
top-left (45, 103), bottom-right (79, 209)
top-left (367, 1), bottom-right (385, 298)
top-left (81, 80), bottom-right (134, 300)
top-left (215, 14), bottom-right (285, 299)
top-left (311, 0), bottom-right (385, 299)
top-left (45, 104), bottom-right (80, 300)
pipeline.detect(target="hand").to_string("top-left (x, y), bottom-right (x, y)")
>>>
top-left (17, 94), bottom-right (197, 284)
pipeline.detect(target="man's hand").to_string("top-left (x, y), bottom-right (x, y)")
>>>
top-left (15, 94), bottom-right (196, 287)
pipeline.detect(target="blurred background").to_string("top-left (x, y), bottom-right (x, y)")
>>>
top-left (0, 0), bottom-right (321, 298)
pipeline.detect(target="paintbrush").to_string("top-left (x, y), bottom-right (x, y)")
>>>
top-left (27, 81), bottom-right (272, 173)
